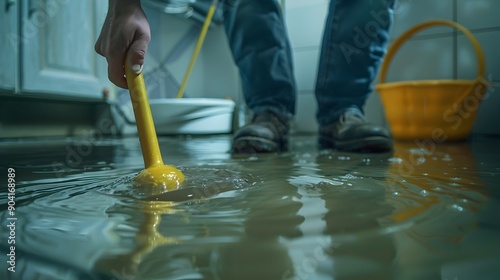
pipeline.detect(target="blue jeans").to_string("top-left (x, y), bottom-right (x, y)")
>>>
top-left (222, 0), bottom-right (395, 126)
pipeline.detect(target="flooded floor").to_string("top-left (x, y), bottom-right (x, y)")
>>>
top-left (1, 134), bottom-right (500, 280)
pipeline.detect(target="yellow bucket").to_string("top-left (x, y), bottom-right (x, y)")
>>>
top-left (376, 20), bottom-right (490, 141)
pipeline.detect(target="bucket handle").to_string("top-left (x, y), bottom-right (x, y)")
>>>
top-left (379, 20), bottom-right (486, 84)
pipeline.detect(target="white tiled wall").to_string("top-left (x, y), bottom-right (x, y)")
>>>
top-left (456, 27), bottom-right (500, 135)
top-left (457, 31), bottom-right (500, 81)
top-left (389, 0), bottom-right (454, 39)
top-left (293, 49), bottom-right (320, 91)
top-left (144, 6), bottom-right (240, 101)
top-left (386, 36), bottom-right (455, 82)
top-left (457, 0), bottom-right (500, 30)
top-left (285, 0), bottom-right (328, 133)
top-left (286, 3), bottom-right (328, 49)
top-left (284, 0), bottom-right (500, 135)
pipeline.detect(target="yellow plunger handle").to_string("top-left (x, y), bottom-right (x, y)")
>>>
top-left (125, 67), bottom-right (164, 169)
top-left (176, 0), bottom-right (218, 99)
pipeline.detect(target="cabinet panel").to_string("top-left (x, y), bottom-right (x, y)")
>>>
top-left (21, 0), bottom-right (109, 99)
top-left (0, 0), bottom-right (18, 91)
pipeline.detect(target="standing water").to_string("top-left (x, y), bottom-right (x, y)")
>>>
top-left (1, 135), bottom-right (500, 280)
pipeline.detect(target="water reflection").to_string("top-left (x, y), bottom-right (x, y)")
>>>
top-left (285, 151), bottom-right (397, 280)
top-left (0, 136), bottom-right (499, 279)
top-left (95, 200), bottom-right (180, 277)
top-left (387, 143), bottom-right (489, 223)
top-left (384, 142), bottom-right (496, 279)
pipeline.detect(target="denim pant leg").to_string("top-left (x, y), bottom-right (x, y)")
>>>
top-left (315, 0), bottom-right (395, 127)
top-left (222, 0), bottom-right (296, 119)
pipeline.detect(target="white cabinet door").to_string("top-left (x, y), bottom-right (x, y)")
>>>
top-left (21, 0), bottom-right (109, 99)
top-left (0, 0), bottom-right (18, 91)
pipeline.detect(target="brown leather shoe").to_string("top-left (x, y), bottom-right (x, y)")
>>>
top-left (319, 108), bottom-right (393, 152)
top-left (232, 111), bottom-right (289, 153)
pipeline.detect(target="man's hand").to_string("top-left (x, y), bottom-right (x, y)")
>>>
top-left (95, 0), bottom-right (151, 88)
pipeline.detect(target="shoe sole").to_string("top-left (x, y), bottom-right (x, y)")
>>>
top-left (319, 136), bottom-right (393, 153)
top-left (232, 136), bottom-right (285, 154)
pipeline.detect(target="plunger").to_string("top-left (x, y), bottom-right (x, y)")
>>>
top-left (125, 65), bottom-right (184, 193)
